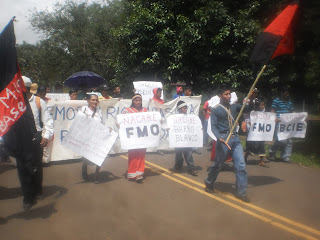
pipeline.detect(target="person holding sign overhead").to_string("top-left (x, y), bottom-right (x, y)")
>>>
top-left (204, 85), bottom-right (249, 203)
top-left (122, 94), bottom-right (148, 183)
top-left (81, 92), bottom-right (103, 183)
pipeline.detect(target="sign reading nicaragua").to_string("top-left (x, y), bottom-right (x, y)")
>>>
top-left (247, 111), bottom-right (276, 141)
top-left (117, 111), bottom-right (162, 150)
top-left (277, 112), bottom-right (307, 141)
top-left (167, 114), bottom-right (203, 148)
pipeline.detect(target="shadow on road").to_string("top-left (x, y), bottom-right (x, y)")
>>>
top-left (0, 185), bottom-right (67, 201)
top-left (0, 164), bottom-right (15, 174)
top-left (0, 203), bottom-right (57, 225)
top-left (77, 171), bottom-right (121, 184)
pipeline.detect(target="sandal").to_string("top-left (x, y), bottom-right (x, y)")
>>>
top-left (259, 162), bottom-right (269, 168)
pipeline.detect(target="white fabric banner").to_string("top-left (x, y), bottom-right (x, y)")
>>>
top-left (50, 96), bottom-right (201, 161)
top-left (133, 81), bottom-right (163, 101)
top-left (62, 112), bottom-right (118, 166)
top-left (46, 93), bottom-right (70, 102)
top-left (208, 92), bottom-right (238, 108)
top-left (117, 112), bottom-right (162, 150)
top-left (247, 111), bottom-right (276, 141)
top-left (167, 114), bottom-right (203, 148)
top-left (277, 112), bottom-right (308, 141)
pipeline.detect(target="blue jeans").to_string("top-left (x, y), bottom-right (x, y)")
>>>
top-left (203, 119), bottom-right (209, 146)
top-left (269, 138), bottom-right (292, 160)
top-left (175, 148), bottom-right (195, 170)
top-left (205, 134), bottom-right (248, 197)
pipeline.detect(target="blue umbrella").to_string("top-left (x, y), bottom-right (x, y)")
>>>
top-left (64, 71), bottom-right (106, 88)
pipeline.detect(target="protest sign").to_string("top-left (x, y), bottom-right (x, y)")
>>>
top-left (62, 112), bottom-right (118, 166)
top-left (277, 112), bottom-right (307, 141)
top-left (46, 93), bottom-right (70, 102)
top-left (117, 111), bottom-right (162, 150)
top-left (207, 116), bottom-right (217, 141)
top-left (50, 96), bottom-right (201, 161)
top-left (133, 81), bottom-right (163, 101)
top-left (247, 111), bottom-right (276, 141)
top-left (208, 92), bottom-right (237, 108)
top-left (167, 114), bottom-right (203, 148)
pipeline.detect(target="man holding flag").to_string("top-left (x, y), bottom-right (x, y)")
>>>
top-left (0, 19), bottom-right (52, 210)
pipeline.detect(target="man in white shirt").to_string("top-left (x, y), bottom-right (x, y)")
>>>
top-left (18, 76), bottom-right (54, 210)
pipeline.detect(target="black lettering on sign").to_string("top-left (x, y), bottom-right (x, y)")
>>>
top-left (150, 124), bottom-right (159, 135)
top-left (266, 124), bottom-right (271, 132)
top-left (258, 123), bottom-right (265, 132)
top-left (137, 126), bottom-right (148, 137)
top-left (279, 124), bottom-right (285, 132)
top-left (126, 127), bottom-right (134, 138)
top-left (296, 123), bottom-right (303, 131)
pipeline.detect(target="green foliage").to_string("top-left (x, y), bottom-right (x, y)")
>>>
top-left (16, 0), bottom-right (320, 100)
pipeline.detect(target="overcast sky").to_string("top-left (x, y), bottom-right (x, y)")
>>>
top-left (0, 0), bottom-right (97, 44)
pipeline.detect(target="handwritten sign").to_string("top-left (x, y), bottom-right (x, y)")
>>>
top-left (62, 112), bottom-right (118, 166)
top-left (247, 111), bottom-right (276, 141)
top-left (117, 111), bottom-right (162, 150)
top-left (133, 81), bottom-right (163, 101)
top-left (167, 114), bottom-right (203, 148)
top-left (277, 112), bottom-right (307, 141)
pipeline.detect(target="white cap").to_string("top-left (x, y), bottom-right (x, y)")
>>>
top-left (22, 76), bottom-right (32, 87)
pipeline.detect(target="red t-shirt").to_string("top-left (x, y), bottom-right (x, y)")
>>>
top-left (203, 101), bottom-right (211, 119)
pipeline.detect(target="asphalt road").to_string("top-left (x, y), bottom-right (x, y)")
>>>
top-left (1, 147), bottom-right (320, 240)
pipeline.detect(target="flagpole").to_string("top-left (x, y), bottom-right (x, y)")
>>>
top-left (225, 64), bottom-right (267, 144)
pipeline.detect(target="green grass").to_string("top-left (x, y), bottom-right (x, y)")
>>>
top-left (240, 132), bottom-right (320, 169)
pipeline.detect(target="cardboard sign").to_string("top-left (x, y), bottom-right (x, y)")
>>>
top-left (247, 111), bottom-right (276, 141)
top-left (167, 114), bottom-right (203, 148)
top-left (62, 112), bottom-right (118, 166)
top-left (117, 111), bottom-right (162, 150)
top-left (133, 81), bottom-right (163, 101)
top-left (277, 112), bottom-right (307, 141)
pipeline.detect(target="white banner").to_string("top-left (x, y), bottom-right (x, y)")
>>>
top-left (47, 93), bottom-right (70, 102)
top-left (208, 92), bottom-right (238, 108)
top-left (247, 111), bottom-right (276, 141)
top-left (133, 81), bottom-right (163, 101)
top-left (62, 112), bottom-right (118, 166)
top-left (277, 112), bottom-right (307, 141)
top-left (50, 96), bottom-right (201, 161)
top-left (167, 114), bottom-right (203, 148)
top-left (117, 112), bottom-right (162, 150)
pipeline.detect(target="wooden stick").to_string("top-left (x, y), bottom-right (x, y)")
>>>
top-left (225, 65), bottom-right (267, 144)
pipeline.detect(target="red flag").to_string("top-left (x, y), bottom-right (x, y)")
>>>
top-left (0, 19), bottom-right (37, 157)
top-left (250, 1), bottom-right (299, 65)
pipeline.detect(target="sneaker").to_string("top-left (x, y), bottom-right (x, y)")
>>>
top-left (204, 181), bottom-right (214, 193)
top-left (188, 169), bottom-right (198, 176)
top-left (192, 149), bottom-right (202, 155)
top-left (268, 154), bottom-right (275, 161)
top-left (136, 175), bottom-right (144, 183)
top-left (23, 203), bottom-right (33, 211)
top-left (235, 194), bottom-right (250, 203)
top-left (282, 157), bottom-right (291, 163)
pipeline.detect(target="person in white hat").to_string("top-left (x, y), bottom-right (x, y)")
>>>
top-left (15, 76), bottom-right (54, 210)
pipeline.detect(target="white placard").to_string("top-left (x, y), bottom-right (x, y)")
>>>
top-left (247, 111), bottom-right (276, 141)
top-left (277, 112), bottom-right (307, 141)
top-left (208, 92), bottom-right (238, 108)
top-left (62, 112), bottom-right (118, 166)
top-left (117, 111), bottom-right (162, 150)
top-left (207, 116), bottom-right (217, 141)
top-left (133, 81), bottom-right (163, 101)
top-left (46, 93), bottom-right (70, 101)
top-left (167, 114), bottom-right (203, 148)
top-left (50, 96), bottom-right (201, 161)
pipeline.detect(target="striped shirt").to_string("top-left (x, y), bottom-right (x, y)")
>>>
top-left (271, 98), bottom-right (294, 118)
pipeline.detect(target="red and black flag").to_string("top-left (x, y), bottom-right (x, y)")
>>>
top-left (0, 19), bottom-right (37, 155)
top-left (250, 1), bottom-right (299, 65)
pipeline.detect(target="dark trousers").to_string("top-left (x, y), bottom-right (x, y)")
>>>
top-left (16, 135), bottom-right (43, 204)
top-left (175, 148), bottom-right (195, 170)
